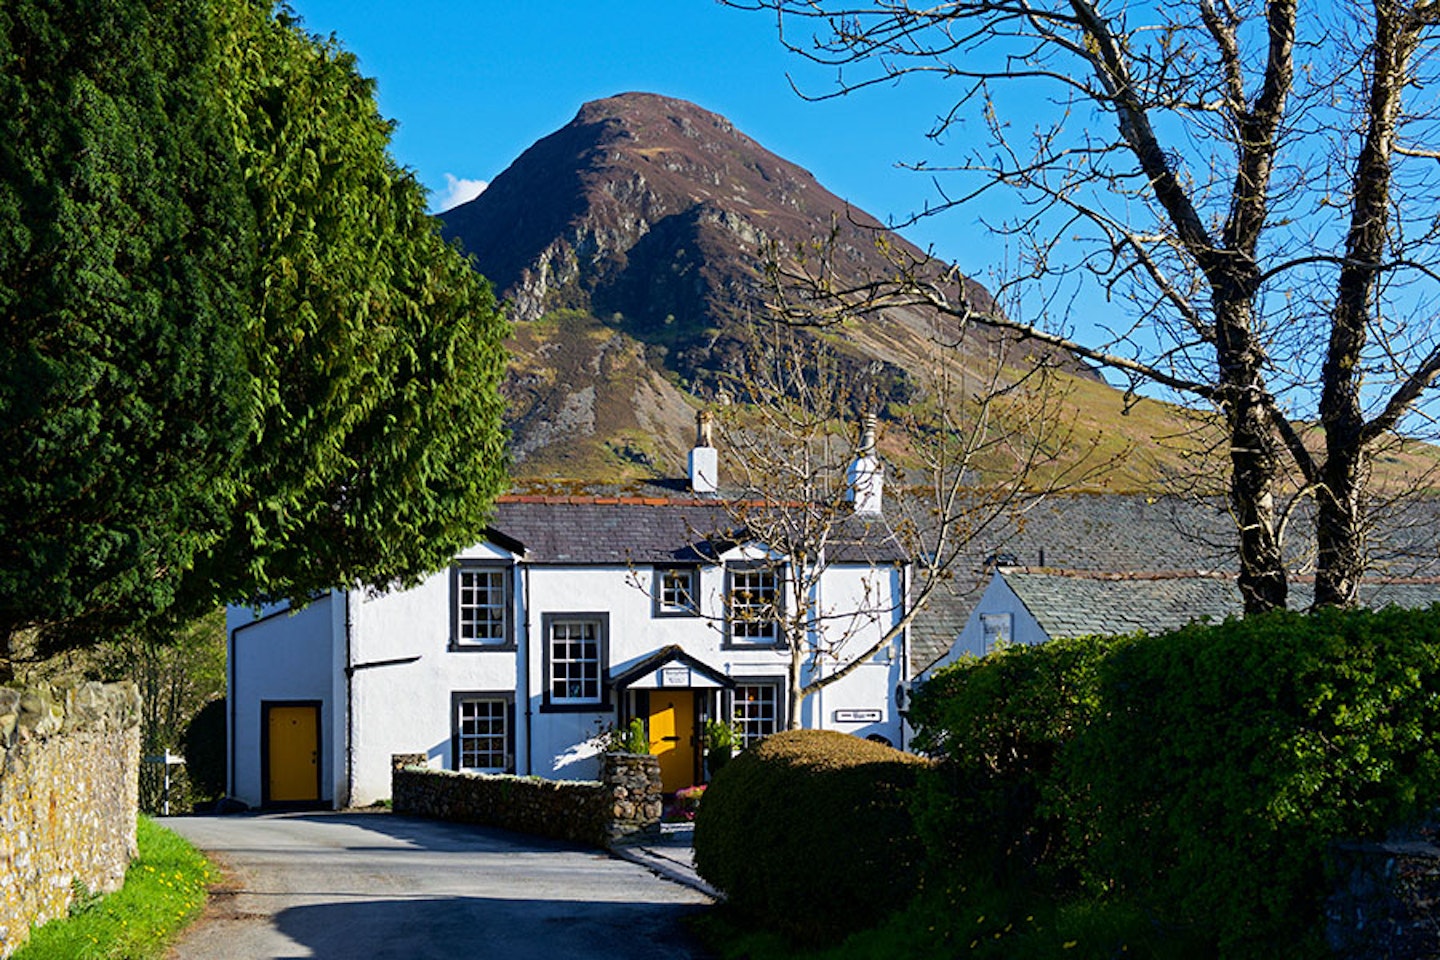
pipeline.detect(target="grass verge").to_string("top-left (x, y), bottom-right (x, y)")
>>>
top-left (12, 815), bottom-right (218, 960)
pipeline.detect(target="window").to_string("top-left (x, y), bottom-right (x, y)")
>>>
top-left (452, 563), bottom-right (512, 648)
top-left (452, 694), bottom-right (513, 773)
top-left (726, 564), bottom-right (780, 645)
top-left (733, 683), bottom-right (781, 747)
top-left (980, 613), bottom-right (1013, 654)
top-left (544, 613), bottom-right (608, 709)
top-left (654, 566), bottom-right (699, 617)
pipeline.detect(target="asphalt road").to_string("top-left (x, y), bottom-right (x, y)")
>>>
top-left (164, 811), bottom-right (714, 960)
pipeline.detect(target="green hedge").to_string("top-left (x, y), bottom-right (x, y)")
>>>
top-left (1070, 606), bottom-right (1440, 956)
top-left (693, 729), bottom-right (929, 945)
top-left (910, 604), bottom-right (1440, 958)
top-left (908, 633), bottom-right (1130, 894)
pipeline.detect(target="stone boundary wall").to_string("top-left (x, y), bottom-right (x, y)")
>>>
top-left (1328, 833), bottom-right (1440, 959)
top-left (0, 681), bottom-right (142, 958)
top-left (391, 752), bottom-right (662, 848)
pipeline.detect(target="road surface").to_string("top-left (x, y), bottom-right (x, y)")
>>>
top-left (165, 811), bottom-right (713, 960)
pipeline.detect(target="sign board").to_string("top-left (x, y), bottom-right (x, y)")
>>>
top-left (661, 667), bottom-right (692, 688)
top-left (833, 709), bottom-right (883, 723)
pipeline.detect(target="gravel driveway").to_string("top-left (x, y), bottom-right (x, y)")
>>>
top-left (165, 811), bottom-right (713, 960)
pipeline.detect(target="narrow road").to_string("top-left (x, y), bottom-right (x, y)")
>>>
top-left (165, 811), bottom-right (713, 960)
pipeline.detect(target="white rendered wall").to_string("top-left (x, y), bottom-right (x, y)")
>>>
top-left (924, 572), bottom-right (1049, 677)
top-left (346, 541), bottom-right (519, 805)
top-left (227, 596), bottom-right (342, 808)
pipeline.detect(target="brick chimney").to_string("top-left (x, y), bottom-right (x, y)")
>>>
top-left (847, 414), bottom-right (883, 515)
top-left (689, 410), bottom-right (718, 494)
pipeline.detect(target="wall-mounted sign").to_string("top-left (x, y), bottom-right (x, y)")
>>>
top-left (661, 667), bottom-right (692, 687)
top-left (834, 709), bottom-right (883, 723)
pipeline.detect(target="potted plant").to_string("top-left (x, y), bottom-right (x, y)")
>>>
top-left (704, 718), bottom-right (739, 779)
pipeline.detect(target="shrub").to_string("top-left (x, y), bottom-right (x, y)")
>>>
top-left (693, 729), bottom-right (929, 945)
top-left (907, 633), bottom-right (1128, 893)
top-left (182, 697), bottom-right (226, 807)
top-left (1068, 605), bottom-right (1440, 957)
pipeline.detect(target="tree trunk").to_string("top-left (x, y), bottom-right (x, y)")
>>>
top-left (1313, 1), bottom-right (1412, 609)
top-left (1214, 286), bottom-right (1288, 613)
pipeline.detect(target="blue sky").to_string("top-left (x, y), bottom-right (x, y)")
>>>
top-left (285, 0), bottom-right (993, 274)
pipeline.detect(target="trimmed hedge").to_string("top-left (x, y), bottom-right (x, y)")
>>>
top-left (910, 604), bottom-right (1440, 958)
top-left (693, 729), bottom-right (930, 945)
top-left (1069, 606), bottom-right (1440, 957)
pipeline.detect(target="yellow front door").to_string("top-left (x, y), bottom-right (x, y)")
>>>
top-left (266, 704), bottom-right (319, 803)
top-left (648, 691), bottom-right (696, 792)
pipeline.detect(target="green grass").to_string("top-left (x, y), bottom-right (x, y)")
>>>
top-left (12, 816), bottom-right (218, 960)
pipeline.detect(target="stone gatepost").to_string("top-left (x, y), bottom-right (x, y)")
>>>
top-left (600, 752), bottom-right (663, 846)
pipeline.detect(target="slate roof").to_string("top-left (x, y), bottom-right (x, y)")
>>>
top-left (487, 496), bottom-right (908, 565)
top-left (905, 493), bottom-right (1440, 671)
top-left (1002, 570), bottom-right (1440, 640)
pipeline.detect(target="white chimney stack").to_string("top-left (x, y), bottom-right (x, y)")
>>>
top-left (847, 414), bottom-right (883, 515)
top-left (689, 410), bottom-right (718, 494)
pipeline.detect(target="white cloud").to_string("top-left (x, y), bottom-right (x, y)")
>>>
top-left (434, 174), bottom-right (489, 212)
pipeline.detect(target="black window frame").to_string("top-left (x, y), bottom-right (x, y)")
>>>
top-left (541, 612), bottom-right (611, 712)
top-left (450, 561), bottom-right (516, 651)
top-left (724, 561), bottom-right (784, 649)
top-left (652, 565), bottom-right (701, 618)
top-left (730, 678), bottom-right (784, 748)
top-left (450, 691), bottom-right (516, 774)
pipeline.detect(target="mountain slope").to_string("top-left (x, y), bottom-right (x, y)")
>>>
top-left (439, 93), bottom-right (1281, 489)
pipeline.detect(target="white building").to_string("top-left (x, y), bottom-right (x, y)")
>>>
top-left (226, 430), bottom-right (913, 808)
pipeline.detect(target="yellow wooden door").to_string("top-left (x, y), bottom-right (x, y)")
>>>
top-left (267, 705), bottom-right (319, 803)
top-left (648, 691), bottom-right (695, 792)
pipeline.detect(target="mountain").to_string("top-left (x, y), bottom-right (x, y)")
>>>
top-left (436, 93), bottom-right (1223, 488)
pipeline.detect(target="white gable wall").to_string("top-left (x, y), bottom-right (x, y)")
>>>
top-left (227, 595), bottom-right (344, 808)
top-left (925, 571), bottom-right (1049, 676)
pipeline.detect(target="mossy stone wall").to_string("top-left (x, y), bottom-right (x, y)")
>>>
top-left (0, 681), bottom-right (141, 958)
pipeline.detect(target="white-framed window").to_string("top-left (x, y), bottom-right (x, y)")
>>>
top-left (544, 613), bottom-right (607, 708)
top-left (981, 612), bottom-right (1013, 654)
top-left (733, 682), bottom-right (781, 747)
top-left (452, 563), bottom-right (512, 648)
top-left (453, 694), bottom-right (512, 773)
top-left (654, 566), bottom-right (699, 617)
top-left (726, 564), bottom-right (780, 645)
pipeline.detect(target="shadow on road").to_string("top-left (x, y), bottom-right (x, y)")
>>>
top-left (282, 810), bottom-right (586, 856)
top-left (273, 894), bottom-right (712, 960)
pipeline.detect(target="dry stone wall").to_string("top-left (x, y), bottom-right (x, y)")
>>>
top-left (392, 752), bottom-right (662, 848)
top-left (0, 682), bottom-right (141, 959)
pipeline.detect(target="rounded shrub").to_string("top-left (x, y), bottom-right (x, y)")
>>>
top-left (693, 728), bottom-right (929, 945)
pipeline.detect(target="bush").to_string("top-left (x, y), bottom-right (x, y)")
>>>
top-left (182, 697), bottom-right (226, 806)
top-left (1068, 605), bottom-right (1440, 957)
top-left (908, 633), bottom-right (1128, 893)
top-left (693, 729), bottom-right (929, 945)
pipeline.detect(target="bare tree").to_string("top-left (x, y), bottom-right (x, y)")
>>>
top-left (729, 0), bottom-right (1440, 612)
top-left (704, 319), bottom-right (1103, 725)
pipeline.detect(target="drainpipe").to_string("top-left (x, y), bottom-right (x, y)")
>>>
top-left (227, 622), bottom-right (237, 800)
top-left (521, 559), bottom-right (533, 776)
top-left (344, 590), bottom-right (354, 808)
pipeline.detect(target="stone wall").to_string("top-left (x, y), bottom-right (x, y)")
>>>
top-left (1328, 832), bottom-right (1440, 959)
top-left (392, 751), bottom-right (662, 848)
top-left (0, 681), bottom-right (141, 958)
